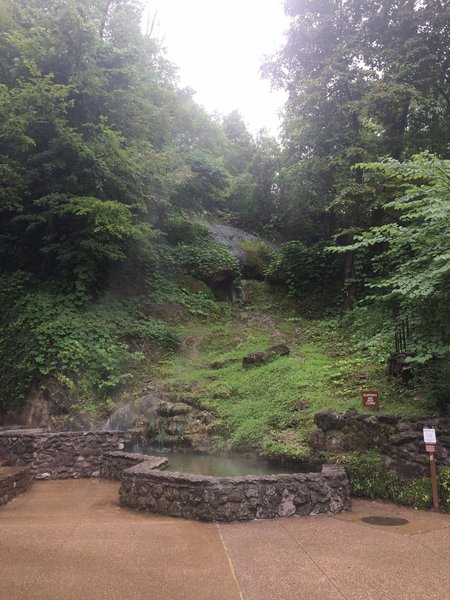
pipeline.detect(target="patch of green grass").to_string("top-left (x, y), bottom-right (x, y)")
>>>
top-left (155, 315), bottom-right (343, 453)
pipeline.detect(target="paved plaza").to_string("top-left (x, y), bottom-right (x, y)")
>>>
top-left (1, 480), bottom-right (449, 599)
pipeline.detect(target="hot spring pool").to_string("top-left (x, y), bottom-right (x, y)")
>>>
top-left (124, 444), bottom-right (321, 477)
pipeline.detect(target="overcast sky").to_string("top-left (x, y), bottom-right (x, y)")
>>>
top-left (144, 0), bottom-right (289, 136)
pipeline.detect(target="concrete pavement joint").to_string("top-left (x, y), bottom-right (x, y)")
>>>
top-left (279, 520), bottom-right (348, 600)
top-left (25, 522), bottom-right (80, 591)
top-left (408, 524), bottom-right (450, 556)
top-left (217, 524), bottom-right (245, 600)
top-left (181, 568), bottom-right (188, 600)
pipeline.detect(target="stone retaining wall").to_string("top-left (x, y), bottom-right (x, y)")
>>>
top-left (119, 462), bottom-right (350, 522)
top-left (0, 467), bottom-right (32, 505)
top-left (312, 409), bottom-right (450, 479)
top-left (0, 430), bottom-right (126, 479)
top-left (101, 451), bottom-right (168, 480)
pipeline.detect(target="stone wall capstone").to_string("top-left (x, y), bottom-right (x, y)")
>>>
top-left (0, 430), bottom-right (127, 479)
top-left (119, 462), bottom-right (351, 522)
top-left (101, 451), bottom-right (168, 480)
top-left (311, 409), bottom-right (450, 479)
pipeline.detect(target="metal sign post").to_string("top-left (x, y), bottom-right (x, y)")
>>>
top-left (423, 428), bottom-right (439, 512)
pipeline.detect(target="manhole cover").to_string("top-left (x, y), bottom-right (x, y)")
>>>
top-left (361, 516), bottom-right (409, 526)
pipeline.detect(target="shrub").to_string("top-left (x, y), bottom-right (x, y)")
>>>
top-left (239, 240), bottom-right (274, 278)
top-left (439, 468), bottom-right (450, 513)
top-left (173, 240), bottom-right (240, 282)
top-left (163, 214), bottom-right (210, 245)
top-left (266, 241), bottom-right (343, 295)
top-left (336, 451), bottom-right (450, 511)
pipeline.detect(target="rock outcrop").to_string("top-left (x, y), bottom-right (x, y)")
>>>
top-left (311, 409), bottom-right (450, 480)
top-left (243, 344), bottom-right (290, 369)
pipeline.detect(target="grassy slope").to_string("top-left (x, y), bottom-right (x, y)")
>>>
top-left (152, 282), bottom-right (427, 458)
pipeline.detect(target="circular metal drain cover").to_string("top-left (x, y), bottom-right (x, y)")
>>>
top-left (362, 516), bottom-right (409, 526)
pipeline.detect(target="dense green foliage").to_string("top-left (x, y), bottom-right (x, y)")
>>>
top-left (337, 451), bottom-right (450, 512)
top-left (267, 241), bottom-right (343, 298)
top-left (340, 153), bottom-right (450, 360)
top-left (0, 272), bottom-right (178, 413)
top-left (263, 0), bottom-right (450, 311)
top-left (264, 0), bottom-right (450, 238)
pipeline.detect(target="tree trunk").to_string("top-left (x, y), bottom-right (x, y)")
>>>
top-left (342, 161), bottom-right (363, 312)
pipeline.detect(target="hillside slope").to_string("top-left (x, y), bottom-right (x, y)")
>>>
top-left (113, 281), bottom-right (426, 458)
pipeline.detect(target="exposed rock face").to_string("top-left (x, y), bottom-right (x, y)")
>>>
top-left (204, 270), bottom-right (236, 301)
top-left (147, 401), bottom-right (214, 452)
top-left (156, 401), bottom-right (193, 417)
top-left (15, 381), bottom-right (96, 431)
top-left (102, 384), bottom-right (216, 453)
top-left (197, 221), bottom-right (280, 283)
top-left (242, 344), bottom-right (290, 369)
top-left (199, 222), bottom-right (278, 261)
top-left (102, 402), bottom-right (140, 431)
top-left (119, 462), bottom-right (350, 522)
top-left (312, 409), bottom-right (450, 480)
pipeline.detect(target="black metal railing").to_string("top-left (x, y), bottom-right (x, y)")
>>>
top-left (394, 317), bottom-right (410, 353)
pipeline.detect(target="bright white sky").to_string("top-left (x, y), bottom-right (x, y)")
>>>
top-left (144, 0), bottom-right (289, 137)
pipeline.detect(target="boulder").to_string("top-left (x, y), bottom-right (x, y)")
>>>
top-left (242, 345), bottom-right (290, 369)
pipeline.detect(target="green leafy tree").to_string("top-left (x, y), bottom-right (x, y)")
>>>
top-left (342, 153), bottom-right (450, 361)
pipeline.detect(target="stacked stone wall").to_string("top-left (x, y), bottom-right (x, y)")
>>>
top-left (119, 462), bottom-right (350, 522)
top-left (0, 430), bottom-right (126, 479)
top-left (312, 409), bottom-right (450, 479)
top-left (0, 467), bottom-right (32, 505)
top-left (101, 451), bottom-right (168, 480)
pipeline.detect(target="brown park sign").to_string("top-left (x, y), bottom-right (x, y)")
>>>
top-left (362, 390), bottom-right (380, 409)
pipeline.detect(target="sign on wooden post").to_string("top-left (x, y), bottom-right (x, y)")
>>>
top-left (423, 428), bottom-right (437, 444)
top-left (362, 390), bottom-right (379, 410)
top-left (423, 428), bottom-right (439, 512)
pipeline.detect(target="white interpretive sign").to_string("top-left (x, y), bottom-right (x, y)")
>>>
top-left (423, 428), bottom-right (437, 444)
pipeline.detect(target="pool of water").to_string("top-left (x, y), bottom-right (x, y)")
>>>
top-left (126, 443), bottom-right (321, 477)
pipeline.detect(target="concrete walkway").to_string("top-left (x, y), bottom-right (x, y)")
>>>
top-left (0, 480), bottom-right (449, 600)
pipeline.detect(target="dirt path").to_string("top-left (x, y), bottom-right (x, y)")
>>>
top-left (235, 308), bottom-right (288, 345)
top-left (190, 333), bottom-right (206, 358)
